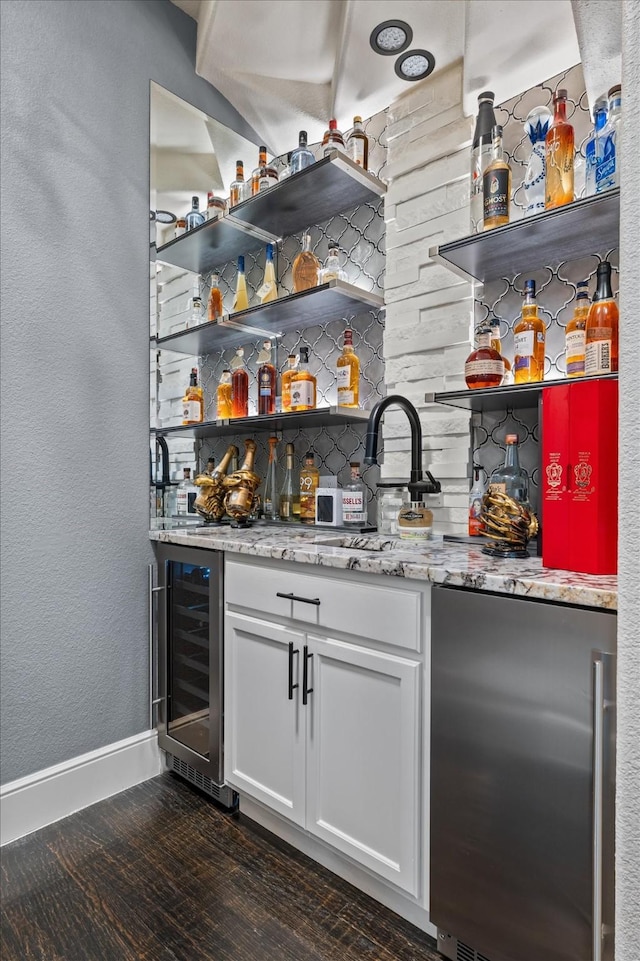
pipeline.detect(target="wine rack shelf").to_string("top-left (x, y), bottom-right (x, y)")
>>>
top-left (429, 373), bottom-right (619, 412)
top-left (152, 406), bottom-right (370, 439)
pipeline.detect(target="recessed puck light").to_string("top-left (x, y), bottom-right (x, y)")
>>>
top-left (370, 20), bottom-right (413, 56)
top-left (394, 49), bottom-right (435, 82)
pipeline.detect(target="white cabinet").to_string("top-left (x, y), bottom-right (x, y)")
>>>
top-left (224, 557), bottom-right (427, 898)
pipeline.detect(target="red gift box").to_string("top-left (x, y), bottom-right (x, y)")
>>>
top-left (541, 379), bottom-right (618, 575)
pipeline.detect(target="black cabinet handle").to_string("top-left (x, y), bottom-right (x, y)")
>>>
top-left (276, 591), bottom-right (320, 607)
top-left (302, 645), bottom-right (314, 705)
top-left (288, 642), bottom-right (299, 700)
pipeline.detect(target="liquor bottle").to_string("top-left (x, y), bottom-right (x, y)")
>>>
top-left (205, 456), bottom-right (216, 475)
top-left (585, 261), bottom-right (618, 375)
top-left (464, 325), bottom-right (505, 389)
top-left (596, 85), bottom-right (622, 193)
top-left (585, 97), bottom-right (608, 197)
top-left (322, 119), bottom-right (345, 156)
top-left (343, 462), bottom-right (366, 526)
top-left (182, 367), bottom-right (204, 424)
top-left (174, 218), bottom-right (186, 239)
top-left (216, 369), bottom-right (233, 418)
top-left (257, 339), bottom-right (277, 415)
top-left (229, 160), bottom-right (246, 207)
top-left (184, 196), bottom-right (205, 231)
top-left (176, 468), bottom-right (198, 516)
top-left (468, 464), bottom-right (486, 536)
top-left (336, 329), bottom-right (360, 407)
top-left (482, 125), bottom-right (511, 230)
top-left (346, 116), bottom-right (368, 169)
top-left (292, 233), bottom-right (320, 292)
top-left (187, 280), bottom-right (205, 328)
top-left (289, 346), bottom-right (316, 411)
top-left (279, 153), bottom-right (292, 181)
top-left (299, 451), bottom-right (320, 524)
top-left (263, 436), bottom-right (279, 521)
top-left (279, 442), bottom-right (299, 522)
top-left (230, 348), bottom-right (249, 418)
top-left (565, 280), bottom-right (590, 378)
top-left (251, 145), bottom-right (278, 195)
top-left (257, 244), bottom-right (278, 303)
top-left (523, 106), bottom-right (552, 216)
top-left (208, 272), bottom-right (223, 322)
top-left (545, 88), bottom-right (574, 209)
top-left (232, 255), bottom-right (249, 312)
top-left (281, 353), bottom-right (299, 412)
top-left (470, 91), bottom-right (497, 234)
top-left (321, 245), bottom-right (347, 283)
top-left (489, 435), bottom-right (530, 505)
top-left (290, 130), bottom-right (315, 174)
top-left (513, 280), bottom-right (546, 384)
top-left (489, 317), bottom-right (512, 383)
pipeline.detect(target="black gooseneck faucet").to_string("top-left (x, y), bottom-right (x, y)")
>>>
top-left (364, 394), bottom-right (441, 503)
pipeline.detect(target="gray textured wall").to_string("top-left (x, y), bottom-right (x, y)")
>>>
top-left (0, 0), bottom-right (259, 784)
top-left (617, 1), bottom-right (640, 953)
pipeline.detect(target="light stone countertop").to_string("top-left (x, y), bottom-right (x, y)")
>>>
top-left (149, 524), bottom-right (618, 611)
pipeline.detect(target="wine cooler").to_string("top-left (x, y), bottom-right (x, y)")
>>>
top-left (154, 543), bottom-right (235, 807)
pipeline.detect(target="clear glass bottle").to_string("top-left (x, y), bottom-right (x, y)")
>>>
top-left (263, 436), bottom-right (279, 521)
top-left (336, 329), bottom-right (360, 407)
top-left (231, 348), bottom-right (249, 418)
top-left (346, 116), bottom-right (368, 169)
top-left (176, 467), bottom-right (198, 516)
top-left (321, 245), bottom-right (347, 283)
top-left (489, 317), bottom-right (512, 384)
top-left (232, 255), bottom-right (249, 312)
top-left (187, 280), bottom-right (205, 328)
top-left (483, 125), bottom-right (511, 230)
top-left (290, 346), bottom-right (316, 411)
top-left (182, 367), bottom-right (204, 424)
top-left (279, 442), bottom-right (298, 522)
top-left (208, 272), bottom-right (223, 322)
top-left (206, 192), bottom-right (226, 221)
top-left (299, 451), bottom-right (320, 524)
top-left (229, 160), bottom-right (246, 207)
top-left (281, 353), bottom-right (299, 412)
top-left (489, 434), bottom-right (530, 505)
top-left (513, 280), bottom-right (546, 384)
top-left (290, 131), bottom-right (315, 174)
top-left (184, 196), bottom-right (205, 231)
top-left (343, 462), bottom-right (366, 526)
top-left (257, 244), bottom-right (278, 303)
top-left (523, 106), bottom-right (552, 216)
top-left (257, 339), bottom-right (276, 415)
top-left (216, 368), bottom-right (233, 418)
top-left (292, 233), bottom-right (320, 292)
top-left (174, 217), bottom-right (186, 239)
top-left (565, 280), bottom-right (590, 378)
top-left (585, 97), bottom-right (608, 197)
top-left (545, 88), bottom-right (574, 209)
top-left (251, 145), bottom-right (278, 195)
top-left (585, 261), bottom-right (618, 375)
top-left (322, 119), bottom-right (345, 156)
top-left (470, 91), bottom-right (497, 234)
top-left (464, 325), bottom-right (505, 389)
top-left (279, 153), bottom-right (293, 181)
top-left (468, 464), bottom-right (486, 536)
top-left (596, 85), bottom-right (622, 193)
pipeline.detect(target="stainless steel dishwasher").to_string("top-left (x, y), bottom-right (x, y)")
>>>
top-left (431, 585), bottom-right (616, 961)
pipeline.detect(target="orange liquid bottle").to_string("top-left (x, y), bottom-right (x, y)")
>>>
top-left (513, 280), bottom-right (546, 383)
top-left (545, 88), bottom-right (574, 210)
top-left (585, 261), bottom-right (618, 375)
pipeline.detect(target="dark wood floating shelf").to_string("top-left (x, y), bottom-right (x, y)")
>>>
top-left (429, 373), bottom-right (619, 412)
top-left (152, 406), bottom-right (370, 439)
top-left (431, 189), bottom-right (620, 283)
top-left (155, 151), bottom-right (386, 275)
top-left (153, 280), bottom-right (384, 355)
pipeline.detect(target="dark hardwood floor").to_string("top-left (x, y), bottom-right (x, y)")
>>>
top-left (1, 772), bottom-right (442, 961)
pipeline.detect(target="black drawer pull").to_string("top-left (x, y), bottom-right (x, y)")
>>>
top-left (276, 591), bottom-right (321, 607)
top-left (288, 642), bottom-right (299, 700)
top-left (302, 645), bottom-right (314, 706)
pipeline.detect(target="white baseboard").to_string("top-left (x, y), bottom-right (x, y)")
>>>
top-left (0, 730), bottom-right (163, 846)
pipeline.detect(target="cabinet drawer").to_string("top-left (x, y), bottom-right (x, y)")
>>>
top-left (226, 558), bottom-right (422, 652)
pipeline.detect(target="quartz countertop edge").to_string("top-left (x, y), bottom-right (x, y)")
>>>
top-left (149, 527), bottom-right (618, 611)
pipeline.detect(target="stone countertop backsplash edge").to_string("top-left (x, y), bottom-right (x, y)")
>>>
top-left (149, 527), bottom-right (618, 611)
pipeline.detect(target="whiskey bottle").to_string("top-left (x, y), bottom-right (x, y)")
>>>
top-left (279, 442), bottom-right (299, 522)
top-left (187, 280), bottom-right (205, 329)
top-left (489, 435), bottom-right (530, 505)
top-left (585, 98), bottom-right (608, 197)
top-left (292, 234), bottom-right (320, 292)
top-left (470, 91), bottom-right (497, 233)
top-left (513, 280), bottom-right (546, 384)
top-left (229, 160), bottom-right (246, 207)
top-left (251, 146), bottom-right (278, 195)
top-left (257, 339), bottom-right (276, 415)
top-left (182, 368), bottom-right (204, 425)
top-left (208, 272), bottom-right (223, 322)
top-left (565, 280), bottom-right (590, 377)
top-left (216, 369), bottom-right (233, 418)
top-left (545, 88), bottom-right (574, 209)
top-left (336, 329), bottom-right (360, 407)
top-left (232, 255), bottom-right (249, 312)
top-left (483, 125), bottom-right (511, 230)
top-left (176, 468), bottom-right (198, 516)
top-left (489, 317), bottom-right (512, 383)
top-left (184, 196), bottom-right (205, 231)
top-left (346, 116), bottom-right (368, 169)
top-left (464, 325), bottom-right (505, 389)
top-left (299, 451), bottom-right (320, 524)
top-left (585, 261), bottom-right (618, 375)
top-left (289, 346), bottom-right (316, 411)
top-left (343, 463), bottom-right (366, 526)
top-left (230, 348), bottom-right (249, 418)
top-left (290, 131), bottom-right (315, 174)
top-left (322, 119), bottom-right (345, 156)
top-left (263, 436), bottom-right (279, 521)
top-left (281, 353), bottom-right (299, 412)
top-left (257, 244), bottom-right (278, 303)
top-left (596, 85), bottom-right (622, 193)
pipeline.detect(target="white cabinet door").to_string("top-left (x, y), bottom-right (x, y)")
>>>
top-left (224, 612), bottom-right (306, 826)
top-left (305, 635), bottom-right (422, 895)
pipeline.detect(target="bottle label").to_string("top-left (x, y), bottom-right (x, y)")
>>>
top-left (336, 366), bottom-right (351, 387)
top-left (343, 491), bottom-right (364, 523)
top-left (349, 139), bottom-right (365, 167)
top-left (596, 135), bottom-right (616, 187)
top-left (259, 371), bottom-right (273, 396)
top-left (514, 330), bottom-right (534, 370)
top-left (483, 168), bottom-right (509, 223)
top-left (280, 499), bottom-right (291, 519)
top-left (177, 490), bottom-right (198, 515)
top-left (585, 338), bottom-right (612, 375)
top-left (464, 359), bottom-right (504, 378)
top-left (257, 282), bottom-right (275, 299)
top-left (291, 380), bottom-right (314, 409)
top-left (565, 329), bottom-right (586, 376)
top-left (183, 400), bottom-right (201, 422)
top-left (338, 390), bottom-right (355, 405)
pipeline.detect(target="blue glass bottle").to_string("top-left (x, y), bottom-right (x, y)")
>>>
top-left (290, 130), bottom-right (315, 175)
top-left (585, 97), bottom-right (608, 197)
top-left (523, 106), bottom-right (552, 217)
top-left (184, 196), bottom-right (205, 231)
top-left (596, 85), bottom-right (622, 193)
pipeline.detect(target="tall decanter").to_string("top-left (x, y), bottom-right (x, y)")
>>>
top-left (292, 233), bottom-right (320, 292)
top-left (470, 91), bottom-right (497, 233)
top-left (545, 88), bottom-right (574, 209)
top-left (489, 434), bottom-right (530, 505)
top-left (523, 106), bottom-right (552, 216)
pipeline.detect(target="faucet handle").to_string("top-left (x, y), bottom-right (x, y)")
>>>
top-left (409, 474), bottom-right (441, 500)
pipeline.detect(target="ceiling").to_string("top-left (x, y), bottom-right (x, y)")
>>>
top-left (171, 0), bottom-right (583, 157)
